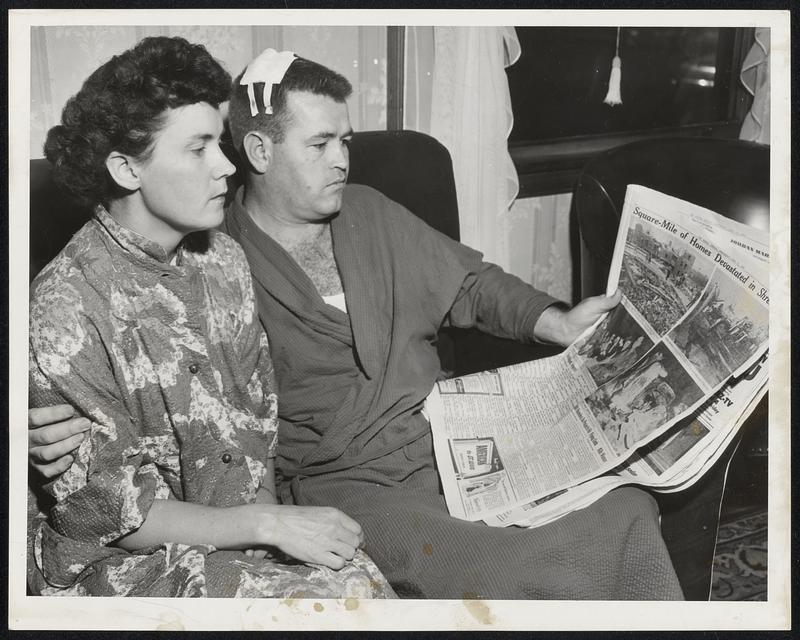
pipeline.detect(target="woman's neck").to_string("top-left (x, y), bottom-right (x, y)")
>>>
top-left (107, 197), bottom-right (183, 259)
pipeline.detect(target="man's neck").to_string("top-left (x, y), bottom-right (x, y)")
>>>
top-left (241, 182), bottom-right (329, 251)
top-left (239, 182), bottom-right (343, 297)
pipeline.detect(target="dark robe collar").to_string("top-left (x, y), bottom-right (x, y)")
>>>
top-left (223, 186), bottom-right (387, 380)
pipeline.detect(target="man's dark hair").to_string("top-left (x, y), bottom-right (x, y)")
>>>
top-left (44, 36), bottom-right (231, 208)
top-left (227, 56), bottom-right (352, 157)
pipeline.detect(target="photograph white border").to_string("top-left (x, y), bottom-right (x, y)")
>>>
top-left (8, 7), bottom-right (791, 631)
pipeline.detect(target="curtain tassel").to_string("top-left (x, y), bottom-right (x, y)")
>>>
top-left (604, 56), bottom-right (622, 106)
top-left (604, 28), bottom-right (623, 106)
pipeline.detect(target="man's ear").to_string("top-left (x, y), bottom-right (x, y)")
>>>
top-left (242, 131), bottom-right (272, 174)
top-left (105, 151), bottom-right (141, 191)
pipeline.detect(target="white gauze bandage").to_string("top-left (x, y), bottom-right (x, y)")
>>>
top-left (239, 49), bottom-right (297, 117)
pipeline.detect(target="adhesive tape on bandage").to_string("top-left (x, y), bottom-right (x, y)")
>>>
top-left (239, 49), bottom-right (297, 117)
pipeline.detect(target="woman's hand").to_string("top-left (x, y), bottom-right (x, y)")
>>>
top-left (257, 504), bottom-right (364, 570)
top-left (245, 486), bottom-right (279, 559)
top-left (29, 405), bottom-right (90, 478)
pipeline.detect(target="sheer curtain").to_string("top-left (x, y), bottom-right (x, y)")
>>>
top-left (29, 25), bottom-right (387, 158)
top-left (739, 27), bottom-right (770, 145)
top-left (405, 26), bottom-right (521, 272)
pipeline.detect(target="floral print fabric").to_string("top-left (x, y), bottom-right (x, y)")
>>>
top-left (28, 207), bottom-right (393, 598)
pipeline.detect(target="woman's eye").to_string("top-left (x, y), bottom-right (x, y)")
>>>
top-left (191, 147), bottom-right (206, 156)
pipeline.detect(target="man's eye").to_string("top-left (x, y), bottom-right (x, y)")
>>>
top-left (342, 138), bottom-right (352, 147)
top-left (312, 142), bottom-right (326, 150)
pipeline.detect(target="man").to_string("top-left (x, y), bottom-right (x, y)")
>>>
top-left (30, 49), bottom-right (684, 600)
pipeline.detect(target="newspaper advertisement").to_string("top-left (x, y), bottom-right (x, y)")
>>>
top-left (427, 185), bottom-right (769, 523)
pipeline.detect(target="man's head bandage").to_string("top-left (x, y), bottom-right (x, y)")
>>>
top-left (239, 49), bottom-right (297, 117)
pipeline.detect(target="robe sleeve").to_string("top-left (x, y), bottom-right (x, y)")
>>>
top-left (445, 262), bottom-right (563, 343)
top-left (29, 280), bottom-right (160, 547)
top-left (370, 185), bottom-right (563, 343)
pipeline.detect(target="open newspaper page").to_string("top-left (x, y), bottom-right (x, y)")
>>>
top-left (488, 362), bottom-right (768, 528)
top-left (488, 211), bottom-right (770, 528)
top-left (428, 185), bottom-right (769, 522)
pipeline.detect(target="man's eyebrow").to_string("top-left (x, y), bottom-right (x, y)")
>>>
top-left (308, 128), bottom-right (355, 141)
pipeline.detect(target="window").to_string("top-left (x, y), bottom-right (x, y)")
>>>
top-left (506, 27), bottom-right (753, 197)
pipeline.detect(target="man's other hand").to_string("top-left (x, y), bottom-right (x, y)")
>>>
top-left (29, 405), bottom-right (90, 479)
top-left (534, 290), bottom-right (622, 347)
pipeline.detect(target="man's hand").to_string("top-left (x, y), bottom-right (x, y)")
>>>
top-left (258, 505), bottom-right (365, 570)
top-left (534, 290), bottom-right (622, 347)
top-left (29, 405), bottom-right (90, 479)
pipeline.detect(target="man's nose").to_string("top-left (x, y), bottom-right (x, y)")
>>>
top-left (331, 140), bottom-right (349, 171)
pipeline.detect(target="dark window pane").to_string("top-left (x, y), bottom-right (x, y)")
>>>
top-left (507, 27), bottom-right (737, 143)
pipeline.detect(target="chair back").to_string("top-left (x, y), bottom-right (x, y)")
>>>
top-left (574, 137), bottom-right (769, 299)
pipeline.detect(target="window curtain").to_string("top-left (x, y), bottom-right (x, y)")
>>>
top-left (405, 26), bottom-right (521, 271)
top-left (739, 27), bottom-right (770, 145)
top-left (29, 25), bottom-right (387, 158)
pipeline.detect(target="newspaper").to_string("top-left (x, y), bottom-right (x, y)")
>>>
top-left (427, 185), bottom-right (769, 523)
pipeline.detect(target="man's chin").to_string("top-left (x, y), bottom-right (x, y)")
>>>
top-left (320, 194), bottom-right (344, 215)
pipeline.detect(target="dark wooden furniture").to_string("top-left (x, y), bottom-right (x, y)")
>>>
top-left (573, 136), bottom-right (769, 599)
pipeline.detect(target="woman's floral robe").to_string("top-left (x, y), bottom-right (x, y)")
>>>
top-left (28, 207), bottom-right (393, 599)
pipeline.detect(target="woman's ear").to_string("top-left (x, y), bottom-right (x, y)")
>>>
top-left (105, 151), bottom-right (140, 191)
top-left (242, 131), bottom-right (272, 174)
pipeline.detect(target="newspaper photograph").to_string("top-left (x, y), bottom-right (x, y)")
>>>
top-left (490, 293), bottom-right (769, 528)
top-left (428, 185), bottom-right (769, 523)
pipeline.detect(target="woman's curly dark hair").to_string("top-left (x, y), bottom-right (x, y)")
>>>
top-left (44, 36), bottom-right (232, 208)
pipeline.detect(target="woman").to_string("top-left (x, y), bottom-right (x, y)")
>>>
top-left (28, 36), bottom-right (393, 598)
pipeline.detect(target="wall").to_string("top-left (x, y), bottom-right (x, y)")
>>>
top-left (29, 25), bottom-right (386, 158)
top-left (508, 194), bottom-right (573, 303)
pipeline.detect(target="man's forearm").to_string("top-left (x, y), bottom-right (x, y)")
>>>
top-left (531, 303), bottom-right (572, 345)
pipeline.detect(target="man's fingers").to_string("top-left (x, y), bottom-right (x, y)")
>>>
top-left (29, 417), bottom-right (90, 447)
top-left (31, 453), bottom-right (74, 480)
top-left (602, 290), bottom-right (622, 307)
top-left (593, 291), bottom-right (620, 306)
top-left (30, 432), bottom-right (86, 464)
top-left (28, 404), bottom-right (75, 428)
